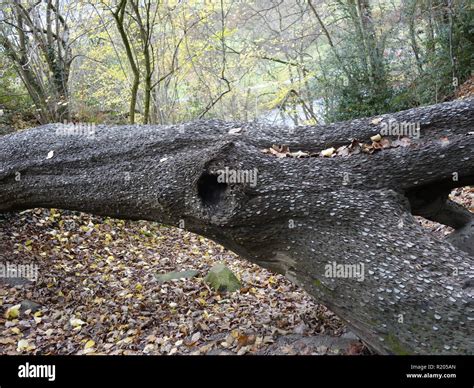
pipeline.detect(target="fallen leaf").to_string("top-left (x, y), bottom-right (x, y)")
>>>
top-left (380, 138), bottom-right (391, 148)
top-left (336, 145), bottom-right (350, 156)
top-left (237, 333), bottom-right (256, 347)
top-left (291, 150), bottom-right (309, 158)
top-left (84, 340), bottom-right (95, 349)
top-left (17, 339), bottom-right (35, 352)
top-left (320, 147), bottom-right (335, 157)
top-left (269, 144), bottom-right (290, 158)
top-left (0, 337), bottom-right (15, 345)
top-left (370, 134), bottom-right (382, 142)
top-left (5, 304), bottom-right (21, 320)
top-left (70, 317), bottom-right (86, 329)
top-left (191, 332), bottom-right (201, 343)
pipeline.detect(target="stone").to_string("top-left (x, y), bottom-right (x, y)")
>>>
top-left (20, 299), bottom-right (41, 313)
top-left (204, 263), bottom-right (241, 293)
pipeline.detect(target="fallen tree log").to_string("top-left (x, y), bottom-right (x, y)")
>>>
top-left (1, 98), bottom-right (473, 355)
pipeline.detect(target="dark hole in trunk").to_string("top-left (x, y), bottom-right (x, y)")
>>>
top-left (197, 173), bottom-right (228, 206)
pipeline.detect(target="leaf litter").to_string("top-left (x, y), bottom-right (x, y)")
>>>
top-left (1, 190), bottom-right (470, 354)
top-left (0, 208), bottom-right (363, 355)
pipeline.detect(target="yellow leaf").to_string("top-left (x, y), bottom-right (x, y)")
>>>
top-left (17, 339), bottom-right (35, 352)
top-left (5, 304), bottom-right (21, 320)
top-left (371, 134), bottom-right (382, 142)
top-left (231, 329), bottom-right (240, 338)
top-left (84, 340), bottom-right (95, 349)
top-left (11, 327), bottom-right (21, 334)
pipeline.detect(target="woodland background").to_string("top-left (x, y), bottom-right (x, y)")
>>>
top-left (0, 0), bottom-right (472, 131)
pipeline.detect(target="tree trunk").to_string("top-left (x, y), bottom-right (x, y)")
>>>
top-left (1, 98), bottom-right (473, 355)
top-left (112, 0), bottom-right (140, 125)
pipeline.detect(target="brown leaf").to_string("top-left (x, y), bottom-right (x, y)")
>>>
top-left (269, 144), bottom-right (290, 158)
top-left (237, 333), bottom-right (256, 347)
top-left (380, 138), bottom-right (391, 148)
top-left (361, 144), bottom-right (375, 154)
top-left (372, 141), bottom-right (383, 150)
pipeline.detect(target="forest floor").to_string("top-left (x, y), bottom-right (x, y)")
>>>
top-left (0, 186), bottom-right (472, 355)
top-left (0, 208), bottom-right (354, 355)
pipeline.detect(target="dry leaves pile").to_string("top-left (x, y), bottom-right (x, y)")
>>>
top-left (0, 209), bottom-right (350, 355)
top-left (455, 75), bottom-right (474, 99)
top-left (262, 134), bottom-right (413, 159)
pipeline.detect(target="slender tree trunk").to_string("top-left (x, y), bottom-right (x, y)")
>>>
top-left (112, 0), bottom-right (140, 124)
top-left (356, 0), bottom-right (387, 93)
top-left (407, 0), bottom-right (424, 74)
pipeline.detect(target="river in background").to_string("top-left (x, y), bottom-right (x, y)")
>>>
top-left (256, 98), bottom-right (326, 127)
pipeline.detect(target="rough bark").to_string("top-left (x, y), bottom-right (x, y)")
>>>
top-left (1, 98), bottom-right (473, 355)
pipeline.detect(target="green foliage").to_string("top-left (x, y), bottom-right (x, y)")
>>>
top-left (311, 0), bottom-right (473, 122)
top-left (0, 56), bottom-right (32, 112)
top-left (0, 54), bottom-right (39, 131)
top-left (322, 74), bottom-right (396, 122)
